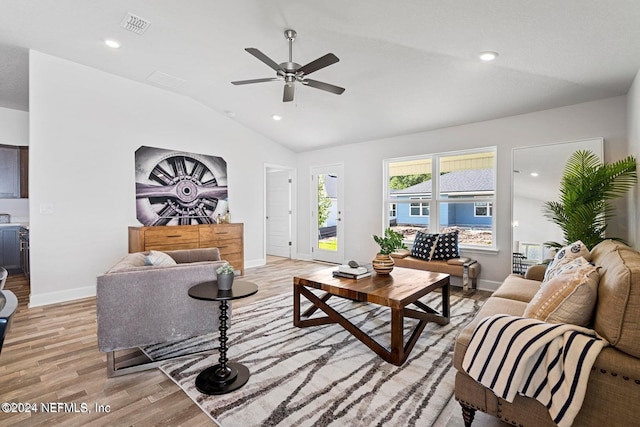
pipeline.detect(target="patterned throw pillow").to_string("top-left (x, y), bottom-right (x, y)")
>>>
top-left (144, 250), bottom-right (178, 267)
top-left (543, 240), bottom-right (591, 282)
top-left (524, 261), bottom-right (600, 326)
top-left (431, 230), bottom-right (459, 261)
top-left (410, 231), bottom-right (439, 261)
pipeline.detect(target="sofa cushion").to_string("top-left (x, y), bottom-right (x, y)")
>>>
top-left (491, 274), bottom-right (542, 303)
top-left (524, 262), bottom-right (599, 326)
top-left (431, 230), bottom-right (459, 260)
top-left (592, 245), bottom-right (640, 358)
top-left (453, 296), bottom-right (528, 371)
top-left (165, 247), bottom-right (222, 263)
top-left (543, 240), bottom-right (591, 282)
top-left (410, 231), bottom-right (438, 261)
top-left (107, 252), bottom-right (147, 273)
top-left (144, 250), bottom-right (178, 267)
top-left (590, 239), bottom-right (626, 261)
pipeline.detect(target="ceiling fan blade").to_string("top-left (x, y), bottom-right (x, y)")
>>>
top-left (303, 79), bottom-right (345, 95)
top-left (297, 53), bottom-right (339, 76)
top-left (245, 48), bottom-right (284, 72)
top-left (231, 77), bottom-right (280, 85)
top-left (283, 83), bottom-right (295, 102)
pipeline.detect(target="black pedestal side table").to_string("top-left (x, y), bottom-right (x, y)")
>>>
top-left (188, 279), bottom-right (258, 395)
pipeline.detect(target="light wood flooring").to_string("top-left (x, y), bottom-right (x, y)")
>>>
top-left (0, 257), bottom-right (508, 426)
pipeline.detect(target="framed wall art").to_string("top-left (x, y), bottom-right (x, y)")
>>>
top-left (135, 146), bottom-right (228, 226)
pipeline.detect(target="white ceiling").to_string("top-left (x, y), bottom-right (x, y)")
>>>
top-left (1, 1), bottom-right (640, 152)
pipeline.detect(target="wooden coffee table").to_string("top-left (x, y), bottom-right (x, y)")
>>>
top-left (293, 266), bottom-right (450, 366)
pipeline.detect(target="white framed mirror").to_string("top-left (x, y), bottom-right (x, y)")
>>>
top-left (512, 138), bottom-right (603, 269)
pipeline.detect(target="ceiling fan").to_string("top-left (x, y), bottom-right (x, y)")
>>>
top-left (231, 29), bottom-right (345, 102)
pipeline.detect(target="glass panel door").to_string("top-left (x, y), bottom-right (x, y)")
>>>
top-left (311, 164), bottom-right (344, 264)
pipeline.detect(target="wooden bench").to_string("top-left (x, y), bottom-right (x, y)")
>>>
top-left (391, 250), bottom-right (480, 291)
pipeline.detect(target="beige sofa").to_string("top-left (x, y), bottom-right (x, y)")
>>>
top-left (454, 240), bottom-right (640, 426)
top-left (97, 247), bottom-right (227, 376)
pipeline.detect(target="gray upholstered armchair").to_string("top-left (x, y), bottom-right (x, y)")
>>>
top-left (0, 289), bottom-right (18, 356)
top-left (97, 247), bottom-right (227, 376)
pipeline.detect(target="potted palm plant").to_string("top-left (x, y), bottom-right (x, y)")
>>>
top-left (372, 228), bottom-right (407, 274)
top-left (542, 150), bottom-right (637, 250)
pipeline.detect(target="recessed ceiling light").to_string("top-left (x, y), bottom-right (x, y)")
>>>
top-left (104, 39), bottom-right (121, 49)
top-left (272, 115), bottom-right (283, 121)
top-left (479, 51), bottom-right (498, 61)
top-left (530, 172), bottom-right (539, 177)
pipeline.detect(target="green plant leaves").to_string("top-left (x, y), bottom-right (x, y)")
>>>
top-left (372, 228), bottom-right (407, 255)
top-left (542, 150), bottom-right (637, 249)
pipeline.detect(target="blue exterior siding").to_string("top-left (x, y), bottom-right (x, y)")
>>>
top-left (443, 202), bottom-right (491, 228)
top-left (393, 197), bottom-right (491, 228)
top-left (394, 201), bottom-right (429, 226)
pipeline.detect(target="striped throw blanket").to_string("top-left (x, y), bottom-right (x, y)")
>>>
top-left (462, 314), bottom-right (608, 427)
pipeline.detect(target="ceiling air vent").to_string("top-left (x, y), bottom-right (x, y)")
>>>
top-left (146, 71), bottom-right (186, 88)
top-left (120, 12), bottom-right (151, 35)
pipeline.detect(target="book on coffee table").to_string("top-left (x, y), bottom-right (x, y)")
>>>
top-left (332, 270), bottom-right (372, 280)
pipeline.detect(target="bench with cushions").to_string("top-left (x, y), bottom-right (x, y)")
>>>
top-left (391, 230), bottom-right (481, 290)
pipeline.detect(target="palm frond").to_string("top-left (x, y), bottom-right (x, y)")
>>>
top-left (541, 150), bottom-right (637, 250)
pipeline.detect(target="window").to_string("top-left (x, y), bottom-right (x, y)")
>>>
top-left (384, 148), bottom-right (496, 248)
top-left (409, 198), bottom-right (429, 217)
top-left (474, 202), bottom-right (493, 217)
top-left (519, 242), bottom-right (543, 263)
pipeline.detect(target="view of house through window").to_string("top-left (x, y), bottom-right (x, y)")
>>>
top-left (385, 148), bottom-right (496, 247)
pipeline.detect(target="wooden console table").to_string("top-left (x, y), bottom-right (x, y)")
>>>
top-left (128, 223), bottom-right (244, 275)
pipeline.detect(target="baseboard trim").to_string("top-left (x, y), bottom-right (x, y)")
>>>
top-left (29, 285), bottom-right (96, 308)
top-left (245, 258), bottom-right (266, 269)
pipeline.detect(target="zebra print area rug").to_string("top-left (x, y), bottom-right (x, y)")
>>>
top-left (151, 290), bottom-right (480, 427)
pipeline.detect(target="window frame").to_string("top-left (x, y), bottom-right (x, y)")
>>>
top-left (474, 201), bottom-right (493, 217)
top-left (409, 197), bottom-right (430, 217)
top-left (384, 147), bottom-right (497, 250)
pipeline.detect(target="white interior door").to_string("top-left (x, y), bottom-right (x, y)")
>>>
top-left (266, 168), bottom-right (292, 258)
top-left (311, 164), bottom-right (344, 264)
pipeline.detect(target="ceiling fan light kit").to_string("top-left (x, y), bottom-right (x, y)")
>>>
top-left (231, 29), bottom-right (345, 102)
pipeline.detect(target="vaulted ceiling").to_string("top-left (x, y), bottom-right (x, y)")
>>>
top-left (1, 1), bottom-right (639, 152)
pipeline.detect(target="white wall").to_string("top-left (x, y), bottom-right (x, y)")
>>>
top-left (628, 68), bottom-right (640, 248)
top-left (512, 195), bottom-right (562, 259)
top-left (0, 107), bottom-right (28, 146)
top-left (296, 96), bottom-right (628, 291)
top-left (0, 107), bottom-right (29, 220)
top-left (28, 51), bottom-right (296, 306)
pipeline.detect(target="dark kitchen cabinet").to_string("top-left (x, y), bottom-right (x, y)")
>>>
top-left (0, 146), bottom-right (20, 198)
top-left (0, 226), bottom-right (21, 270)
top-left (19, 146), bottom-right (28, 198)
top-left (0, 145), bottom-right (28, 199)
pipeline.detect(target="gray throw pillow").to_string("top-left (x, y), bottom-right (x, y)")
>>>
top-left (144, 250), bottom-right (178, 267)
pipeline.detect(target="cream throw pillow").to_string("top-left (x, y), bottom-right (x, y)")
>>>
top-left (543, 240), bottom-right (591, 282)
top-left (524, 261), bottom-right (599, 326)
top-left (144, 250), bottom-right (177, 267)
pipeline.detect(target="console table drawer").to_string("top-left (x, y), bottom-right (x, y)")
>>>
top-left (144, 228), bottom-right (199, 247)
top-left (199, 224), bottom-right (242, 240)
top-left (202, 238), bottom-right (242, 251)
